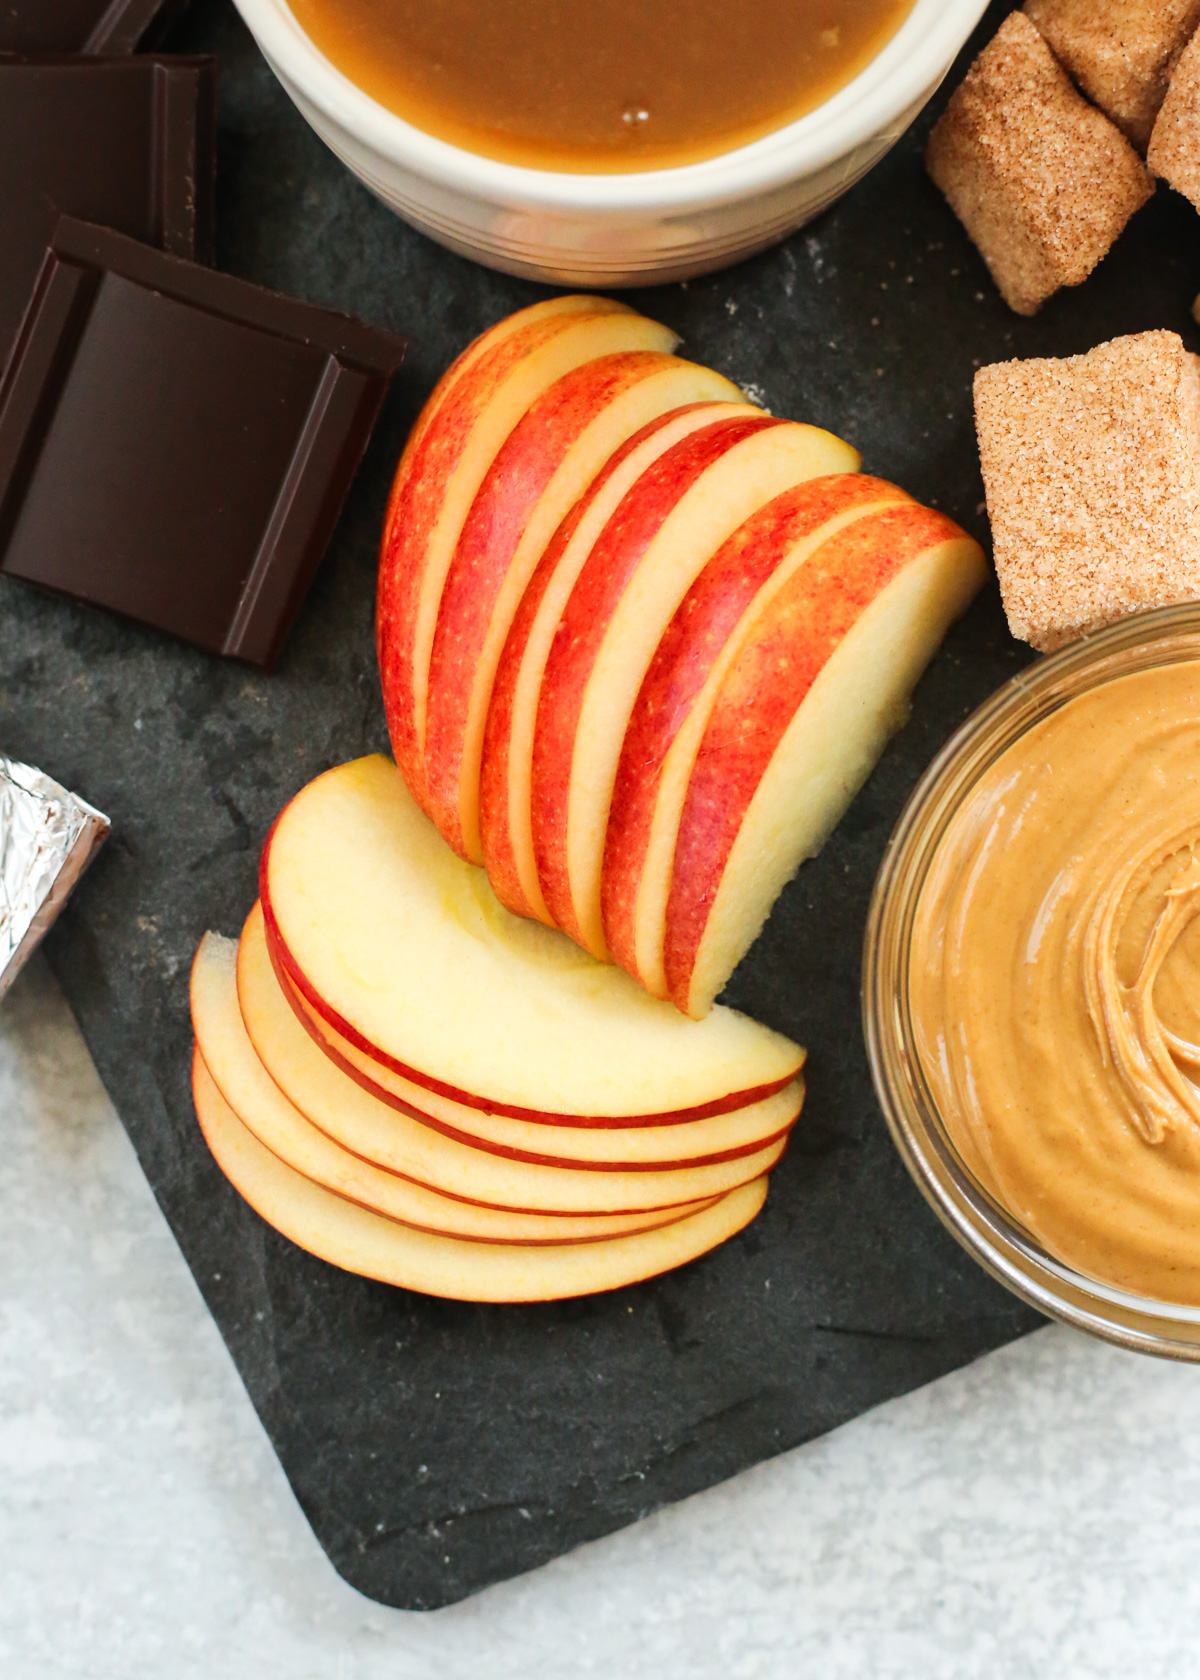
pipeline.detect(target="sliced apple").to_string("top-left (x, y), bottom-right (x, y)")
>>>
top-left (603, 475), bottom-right (913, 994)
top-left (193, 1053), bottom-right (769, 1302)
top-left (378, 300), bottom-right (676, 812)
top-left (260, 755), bottom-right (804, 1123)
top-left (663, 506), bottom-right (988, 1017)
top-left (193, 932), bottom-right (716, 1242)
top-left (478, 400), bottom-right (757, 924)
top-left (379, 295), bottom-right (606, 554)
top-left (216, 915), bottom-right (786, 1215)
top-left (232, 914), bottom-right (786, 1217)
top-left (423, 352), bottom-right (748, 862)
top-left (529, 417), bottom-right (862, 958)
top-left (236, 900), bottom-right (801, 1167)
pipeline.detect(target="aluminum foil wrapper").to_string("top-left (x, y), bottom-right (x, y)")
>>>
top-left (0, 755), bottom-right (110, 1000)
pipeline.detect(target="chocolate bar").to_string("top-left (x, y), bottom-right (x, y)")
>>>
top-left (0, 218), bottom-right (407, 669)
top-left (0, 0), bottom-right (190, 55)
top-left (0, 754), bottom-right (109, 1001)
top-left (0, 55), bottom-right (215, 367)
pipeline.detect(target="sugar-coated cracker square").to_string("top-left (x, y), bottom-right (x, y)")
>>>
top-left (1025, 0), bottom-right (1200, 150)
top-left (974, 330), bottom-right (1200, 651)
top-left (1148, 27), bottom-right (1200, 208)
top-left (927, 12), bottom-right (1153, 316)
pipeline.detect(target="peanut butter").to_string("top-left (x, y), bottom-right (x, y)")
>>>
top-left (909, 660), bottom-right (1200, 1303)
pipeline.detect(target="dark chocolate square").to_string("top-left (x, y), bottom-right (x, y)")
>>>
top-left (0, 217), bottom-right (406, 668)
top-left (0, 55), bottom-right (215, 367)
top-left (0, 0), bottom-right (189, 55)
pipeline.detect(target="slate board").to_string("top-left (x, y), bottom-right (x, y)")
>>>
top-left (3, 0), bottom-right (1197, 1610)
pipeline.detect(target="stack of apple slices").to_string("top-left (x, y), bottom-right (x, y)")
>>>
top-left (189, 757), bottom-right (806, 1302)
top-left (190, 297), bottom-right (986, 1300)
top-left (378, 297), bottom-right (987, 1018)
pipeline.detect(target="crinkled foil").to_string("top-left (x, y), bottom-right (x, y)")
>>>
top-left (0, 755), bottom-right (110, 1000)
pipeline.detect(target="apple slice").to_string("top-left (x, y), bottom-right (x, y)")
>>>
top-left (193, 1053), bottom-right (770, 1302)
top-left (479, 400), bottom-right (757, 924)
top-left (213, 915), bottom-right (787, 1216)
top-left (423, 351), bottom-right (747, 862)
top-left (261, 754), bottom-right (804, 1123)
top-left (603, 475), bottom-right (913, 993)
top-left (379, 296), bottom-right (606, 548)
top-left (664, 505), bottom-right (988, 1017)
top-left (193, 933), bottom-right (715, 1241)
top-left (237, 900), bottom-right (801, 1167)
top-left (193, 932), bottom-right (719, 1241)
top-left (378, 301), bottom-right (677, 812)
top-left (530, 416), bottom-right (862, 957)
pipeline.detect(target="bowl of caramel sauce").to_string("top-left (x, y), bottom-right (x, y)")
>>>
top-left (231, 0), bottom-right (988, 284)
top-left (865, 604), bottom-right (1200, 1361)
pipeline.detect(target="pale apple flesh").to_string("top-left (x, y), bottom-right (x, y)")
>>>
top-left (664, 515), bottom-right (988, 1016)
top-left (378, 303), bottom-right (675, 813)
top-left (193, 932), bottom-right (718, 1242)
top-left (531, 419), bottom-right (863, 960)
top-left (528, 411), bottom-right (786, 945)
top-left (193, 1053), bottom-right (771, 1303)
top-left (378, 296), bottom-right (632, 801)
top-left (236, 914), bottom-right (789, 1215)
top-left (238, 899), bottom-right (802, 1167)
top-left (261, 755), bottom-right (805, 1123)
top-left (602, 475), bottom-right (913, 995)
top-left (424, 353), bottom-right (747, 863)
top-left (378, 294), bottom-right (613, 568)
top-left (477, 400), bottom-right (758, 925)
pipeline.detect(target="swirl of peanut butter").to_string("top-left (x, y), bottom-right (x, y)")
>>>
top-left (909, 661), bottom-right (1200, 1303)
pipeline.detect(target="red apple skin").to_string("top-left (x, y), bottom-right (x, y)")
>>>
top-left (422, 349), bottom-right (679, 861)
top-left (268, 947), bottom-right (795, 1169)
top-left (376, 299), bottom-right (593, 569)
top-left (530, 413), bottom-right (785, 945)
top-left (377, 301), bottom-right (622, 815)
top-left (602, 475), bottom-right (912, 981)
top-left (257, 829), bottom-right (800, 1125)
top-left (662, 503), bottom-right (971, 1013)
top-left (477, 401), bottom-right (739, 923)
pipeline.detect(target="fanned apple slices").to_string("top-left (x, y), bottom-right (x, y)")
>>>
top-left (478, 399), bottom-right (756, 926)
top-left (193, 1056), bottom-right (769, 1303)
top-left (525, 413), bottom-right (860, 957)
top-left (261, 755), bottom-right (803, 1122)
top-left (598, 481), bottom-right (988, 1014)
top-left (602, 474), bottom-right (911, 993)
top-left (192, 934), bottom-right (719, 1241)
top-left (376, 297), bottom-right (983, 1023)
top-left (422, 351), bottom-right (747, 863)
top-left (378, 296), bottom-right (685, 818)
top-left (661, 504), bottom-right (987, 1017)
top-left (188, 755), bottom-right (800, 1292)
top-left (236, 902), bottom-right (800, 1169)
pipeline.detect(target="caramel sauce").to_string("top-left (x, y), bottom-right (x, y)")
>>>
top-left (288, 0), bottom-right (915, 172)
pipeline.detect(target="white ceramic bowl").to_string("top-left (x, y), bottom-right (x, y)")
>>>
top-left (231, 0), bottom-right (989, 287)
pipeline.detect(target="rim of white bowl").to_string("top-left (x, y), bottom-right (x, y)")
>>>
top-left (231, 0), bottom-right (991, 213)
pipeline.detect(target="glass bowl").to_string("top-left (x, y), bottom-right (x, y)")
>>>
top-left (863, 602), bottom-right (1200, 1361)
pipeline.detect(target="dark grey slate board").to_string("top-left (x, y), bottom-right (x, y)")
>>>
top-left (2, 0), bottom-right (1196, 1610)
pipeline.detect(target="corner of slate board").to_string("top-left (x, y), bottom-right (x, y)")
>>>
top-left (7, 0), bottom-right (1199, 1608)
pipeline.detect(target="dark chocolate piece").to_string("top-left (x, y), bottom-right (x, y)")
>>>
top-left (0, 0), bottom-right (190, 56)
top-left (0, 217), bottom-right (407, 669)
top-left (0, 56), bottom-right (215, 367)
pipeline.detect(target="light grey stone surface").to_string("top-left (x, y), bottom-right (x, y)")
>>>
top-left (4, 959), bottom-right (1200, 1678)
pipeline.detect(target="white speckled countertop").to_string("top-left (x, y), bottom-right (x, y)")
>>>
top-left (4, 953), bottom-right (1200, 1679)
